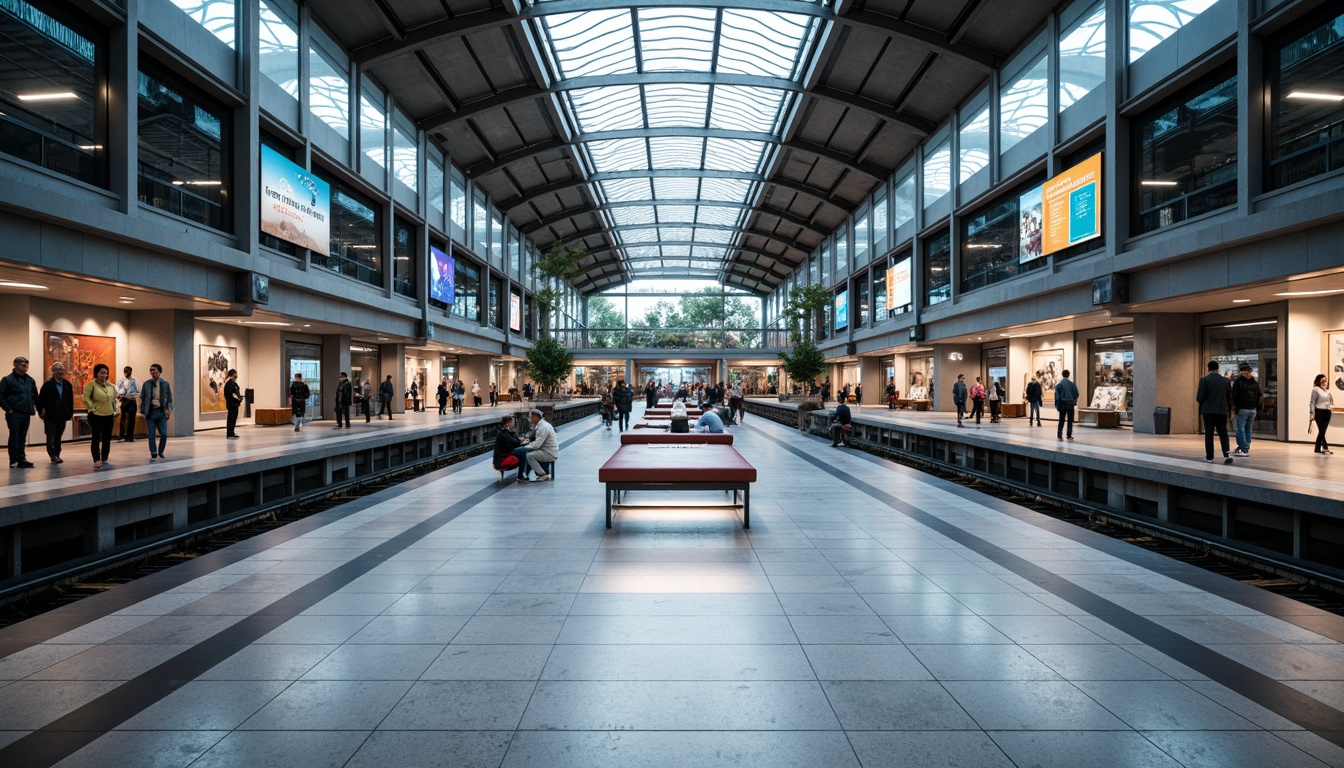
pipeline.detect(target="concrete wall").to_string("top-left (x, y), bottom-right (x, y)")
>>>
top-left (194, 321), bottom-right (253, 430)
top-left (1133, 314), bottom-right (1199, 434)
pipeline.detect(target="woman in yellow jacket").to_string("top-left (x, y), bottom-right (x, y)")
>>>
top-left (84, 363), bottom-right (118, 469)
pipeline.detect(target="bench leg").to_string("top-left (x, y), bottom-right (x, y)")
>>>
top-left (743, 485), bottom-right (750, 529)
top-left (606, 486), bottom-right (612, 529)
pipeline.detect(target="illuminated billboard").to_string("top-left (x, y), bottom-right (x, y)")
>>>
top-left (430, 245), bottom-right (455, 305)
top-left (509, 292), bottom-right (522, 332)
top-left (260, 145), bottom-right (330, 256)
top-left (1041, 153), bottom-right (1101, 256)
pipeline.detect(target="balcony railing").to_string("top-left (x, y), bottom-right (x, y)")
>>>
top-left (554, 328), bottom-right (768, 350)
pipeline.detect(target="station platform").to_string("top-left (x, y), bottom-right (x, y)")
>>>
top-left (0, 406), bottom-right (1342, 767)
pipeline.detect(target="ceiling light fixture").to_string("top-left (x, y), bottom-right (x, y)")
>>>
top-left (1140, 180), bottom-right (1179, 186)
top-left (242, 321), bottom-right (292, 326)
top-left (17, 91), bottom-right (76, 102)
top-left (1274, 288), bottom-right (1344, 297)
top-left (0, 281), bottom-right (49, 290)
top-left (1286, 91), bottom-right (1344, 102)
top-left (1232, 298), bottom-right (1251, 303)
top-left (1220, 320), bottom-right (1277, 328)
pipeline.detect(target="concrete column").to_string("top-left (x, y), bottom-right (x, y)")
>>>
top-left (321, 334), bottom-right (351, 420)
top-left (457, 355), bottom-right (492, 406)
top-left (931, 344), bottom-right (980, 411)
top-left (128, 310), bottom-right (196, 436)
top-left (379, 344), bottom-right (405, 414)
top-left (1132, 313), bottom-right (1199, 434)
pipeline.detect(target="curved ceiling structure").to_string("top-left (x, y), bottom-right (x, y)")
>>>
top-left (314, 0), bottom-right (1059, 294)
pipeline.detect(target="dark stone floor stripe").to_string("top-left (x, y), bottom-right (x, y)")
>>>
top-left (0, 424), bottom-right (598, 768)
top-left (767, 423), bottom-right (1344, 748)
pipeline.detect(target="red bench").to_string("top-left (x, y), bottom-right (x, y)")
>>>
top-left (620, 433), bottom-right (733, 445)
top-left (597, 444), bottom-right (757, 528)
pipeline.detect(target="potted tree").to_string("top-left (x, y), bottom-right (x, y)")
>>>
top-left (525, 335), bottom-right (575, 401)
top-left (777, 283), bottom-right (832, 430)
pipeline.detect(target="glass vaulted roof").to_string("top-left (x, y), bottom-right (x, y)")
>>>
top-left (531, 3), bottom-right (823, 283)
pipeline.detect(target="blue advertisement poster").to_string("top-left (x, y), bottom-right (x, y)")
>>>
top-left (259, 145), bottom-right (330, 256)
top-left (834, 290), bottom-right (849, 332)
top-left (430, 245), bottom-right (456, 305)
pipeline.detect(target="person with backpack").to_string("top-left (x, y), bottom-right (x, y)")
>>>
top-left (969, 376), bottom-right (987, 426)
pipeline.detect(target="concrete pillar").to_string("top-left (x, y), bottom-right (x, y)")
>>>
top-left (249, 329), bottom-right (283, 409)
top-left (859, 356), bottom-right (882, 406)
top-left (458, 354), bottom-right (492, 406)
top-left (322, 334), bottom-right (350, 420)
top-left (1132, 313), bottom-right (1199, 434)
top-left (931, 343), bottom-right (980, 411)
top-left (129, 310), bottom-right (195, 436)
top-left (380, 344), bottom-right (406, 414)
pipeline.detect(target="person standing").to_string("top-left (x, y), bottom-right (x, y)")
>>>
top-left (489, 382), bottom-right (498, 407)
top-left (728, 383), bottom-right (744, 425)
top-left (83, 363), bottom-right (117, 469)
top-left (37, 362), bottom-right (74, 464)
top-left (1196, 360), bottom-right (1233, 464)
top-left (1055, 369), bottom-right (1079, 441)
top-left (1231, 363), bottom-right (1261, 457)
top-left (952, 373), bottom-right (968, 428)
top-left (141, 364), bottom-right (173, 460)
top-left (830, 399), bottom-right (852, 447)
top-left (472, 380), bottom-right (482, 407)
top-left (1310, 373), bottom-right (1333, 455)
top-left (410, 380), bottom-right (421, 413)
top-left (361, 378), bottom-right (373, 423)
top-left (224, 369), bottom-right (242, 438)
top-left (1025, 374), bottom-right (1044, 427)
top-left (452, 379), bottom-right (465, 414)
top-left (644, 380), bottom-right (657, 409)
top-left (612, 379), bottom-right (633, 432)
top-left (989, 379), bottom-right (1004, 424)
top-left (378, 375), bottom-right (394, 420)
top-left (969, 376), bottom-right (987, 426)
top-left (886, 377), bottom-right (897, 410)
top-left (1, 356), bottom-right (39, 468)
top-left (115, 365), bottom-right (139, 442)
top-left (437, 379), bottom-right (449, 415)
top-left (334, 372), bottom-right (353, 429)
top-left (855, 383), bottom-right (863, 406)
top-left (289, 372), bottom-right (310, 433)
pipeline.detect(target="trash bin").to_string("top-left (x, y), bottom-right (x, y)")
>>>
top-left (1153, 406), bottom-right (1171, 435)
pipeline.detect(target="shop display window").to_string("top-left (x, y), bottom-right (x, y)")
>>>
top-left (1204, 320), bottom-right (1278, 436)
top-left (285, 342), bottom-right (321, 417)
top-left (393, 218), bottom-right (415, 298)
top-left (984, 346), bottom-right (1008, 398)
top-left (321, 176), bottom-right (381, 287)
top-left (728, 366), bottom-right (777, 395)
top-left (350, 345), bottom-right (379, 394)
top-left (0, 0), bottom-right (106, 187)
top-left (924, 231), bottom-right (951, 306)
top-left (137, 62), bottom-right (230, 231)
top-left (1088, 335), bottom-right (1134, 424)
top-left (1268, 9), bottom-right (1344, 190)
top-left (1133, 70), bottom-right (1238, 235)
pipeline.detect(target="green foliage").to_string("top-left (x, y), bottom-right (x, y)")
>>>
top-left (778, 337), bottom-right (827, 390)
top-left (532, 243), bottom-right (586, 313)
top-left (783, 283), bottom-right (832, 343)
top-left (525, 335), bottom-right (574, 396)
top-left (584, 287), bottom-right (762, 348)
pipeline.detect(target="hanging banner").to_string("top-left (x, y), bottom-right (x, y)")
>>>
top-left (1041, 152), bottom-right (1102, 256)
top-left (259, 145), bottom-right (330, 256)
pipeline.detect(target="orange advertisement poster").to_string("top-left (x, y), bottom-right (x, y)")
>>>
top-left (1041, 153), bottom-right (1102, 256)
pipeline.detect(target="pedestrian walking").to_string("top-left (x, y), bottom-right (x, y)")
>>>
top-left (437, 379), bottom-right (448, 415)
top-left (612, 379), bottom-right (633, 432)
top-left (952, 374), bottom-right (968, 427)
top-left (224, 369), bottom-right (242, 438)
top-left (489, 382), bottom-right (498, 407)
top-left (886, 378), bottom-right (897, 410)
top-left (969, 376), bottom-right (986, 426)
top-left (83, 363), bottom-right (117, 469)
top-left (290, 372), bottom-right (311, 432)
top-left (472, 380), bottom-right (482, 407)
top-left (37, 362), bottom-right (73, 464)
top-left (855, 383), bottom-right (863, 405)
top-left (410, 380), bottom-right (421, 412)
top-left (1231, 363), bottom-right (1260, 457)
top-left (989, 379), bottom-right (1004, 423)
top-left (141, 364), bottom-right (173, 461)
top-left (452, 380), bottom-right (465, 413)
top-left (1196, 360), bottom-right (1232, 464)
top-left (335, 371), bottom-right (353, 428)
top-left (115, 365), bottom-right (139, 442)
top-left (1025, 375), bottom-right (1044, 426)
top-left (361, 378), bottom-right (373, 422)
top-left (378, 375), bottom-right (394, 420)
top-left (1310, 373), bottom-right (1333, 455)
top-left (1055, 369), bottom-right (1079, 441)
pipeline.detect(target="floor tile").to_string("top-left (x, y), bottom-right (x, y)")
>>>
top-left (52, 730), bottom-right (227, 768)
top-left (117, 680), bottom-right (289, 730)
top-left (188, 730), bottom-right (369, 768)
top-left (820, 680), bottom-right (979, 730)
top-left (1141, 730), bottom-right (1330, 768)
top-left (422, 645), bottom-right (553, 680)
top-left (542, 644), bottom-right (814, 681)
top-left (943, 681), bottom-right (1129, 730)
top-left (1072, 680), bottom-right (1255, 730)
top-left (519, 680), bottom-right (840, 730)
top-left (500, 731), bottom-right (860, 768)
top-left (988, 731), bottom-right (1184, 768)
top-left (345, 731), bottom-right (512, 768)
top-left (379, 680), bottom-right (536, 730)
top-left (239, 680), bottom-right (412, 729)
top-left (848, 731), bottom-right (1015, 768)
top-left (802, 644), bottom-right (933, 681)
top-left (300, 644), bottom-right (444, 680)
top-left (907, 644), bottom-right (1063, 681)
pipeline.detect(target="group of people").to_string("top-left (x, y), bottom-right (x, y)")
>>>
top-left (951, 375), bottom-right (1011, 427)
top-left (431, 380), bottom-right (499, 415)
top-left (639, 380), bottom-right (746, 425)
top-left (492, 409), bottom-right (559, 483)
top-left (953, 370), bottom-right (1078, 439)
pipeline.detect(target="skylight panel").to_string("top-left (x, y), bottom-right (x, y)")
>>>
top-left (599, 178), bottom-right (652, 203)
top-left (587, 138), bottom-right (648, 172)
top-left (656, 205), bottom-right (697, 223)
top-left (692, 246), bottom-right (728, 261)
top-left (689, 258), bottom-right (723, 270)
top-left (709, 87), bottom-right (788, 133)
top-left (543, 10), bottom-right (636, 78)
top-left (623, 245), bottom-right (661, 261)
top-left (644, 84), bottom-right (710, 128)
top-left (703, 138), bottom-right (768, 173)
top-left (694, 228), bottom-right (735, 244)
top-left (636, 8), bottom-right (716, 72)
top-left (660, 245), bottom-right (691, 258)
top-left (696, 206), bottom-right (742, 226)
top-left (653, 177), bottom-right (700, 200)
top-left (659, 226), bottom-right (695, 242)
top-left (716, 11), bottom-right (812, 79)
top-left (649, 137), bottom-right (705, 169)
top-left (698, 177), bottom-right (755, 203)
top-left (619, 227), bottom-right (661, 244)
top-left (610, 206), bottom-right (656, 227)
top-left (569, 86), bottom-right (643, 133)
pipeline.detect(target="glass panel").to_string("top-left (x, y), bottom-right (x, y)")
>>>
top-left (600, 177), bottom-right (653, 203)
top-left (704, 138), bottom-right (767, 172)
top-left (1204, 321), bottom-right (1278, 435)
top-left (1134, 72), bottom-right (1237, 234)
top-left (696, 206), bottom-right (741, 226)
top-left (611, 206), bottom-right (656, 226)
top-left (322, 180), bottom-right (381, 286)
top-left (570, 85), bottom-right (643, 132)
top-left (308, 42), bottom-right (349, 139)
top-left (1130, 0), bottom-right (1220, 63)
top-left (491, 210), bottom-right (504, 264)
top-left (508, 230), bottom-right (520, 275)
top-left (698, 177), bottom-right (754, 203)
top-left (893, 175), bottom-right (916, 228)
top-left (835, 226), bottom-right (848, 281)
top-left (587, 137), bottom-right (648, 172)
top-left (644, 84), bottom-right (709, 127)
top-left (871, 263), bottom-right (887, 323)
top-left (924, 232), bottom-right (951, 306)
top-left (959, 105), bottom-right (990, 182)
top-left (1000, 55), bottom-right (1049, 153)
top-left (427, 150), bottom-right (444, 225)
top-left (449, 167), bottom-right (466, 239)
top-left (137, 65), bottom-right (228, 230)
top-left (1268, 11), bottom-right (1344, 190)
top-left (820, 240), bottom-right (831, 285)
top-left (648, 136), bottom-right (703, 169)
top-left (258, 0), bottom-right (299, 98)
top-left (856, 274), bottom-right (869, 329)
top-left (961, 194), bottom-right (1044, 292)
top-left (393, 218), bottom-right (414, 298)
top-left (168, 0), bottom-right (234, 49)
top-left (359, 89), bottom-right (385, 171)
top-left (923, 142), bottom-right (951, 203)
top-left (453, 258), bottom-right (481, 321)
top-left (637, 7), bottom-right (716, 72)
top-left (854, 207), bottom-right (870, 265)
top-left (717, 9), bottom-right (814, 79)
top-left (872, 193), bottom-right (889, 254)
top-left (472, 190), bottom-right (488, 255)
top-left (1059, 3), bottom-right (1106, 112)
top-left (0, 0), bottom-right (104, 186)
top-left (392, 121), bottom-right (416, 192)
top-left (709, 86), bottom-right (788, 132)
top-left (543, 9), bottom-right (636, 78)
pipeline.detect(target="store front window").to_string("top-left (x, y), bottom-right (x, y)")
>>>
top-left (1088, 335), bottom-right (1134, 425)
top-left (284, 342), bottom-right (321, 418)
top-left (907, 355), bottom-right (933, 400)
top-left (1204, 320), bottom-right (1278, 436)
top-left (728, 366), bottom-right (777, 395)
top-left (984, 346), bottom-right (1008, 399)
top-left (350, 345), bottom-right (379, 395)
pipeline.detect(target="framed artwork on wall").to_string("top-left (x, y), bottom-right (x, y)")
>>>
top-left (1324, 330), bottom-right (1344, 395)
top-left (1031, 348), bottom-right (1065, 405)
top-left (200, 345), bottom-right (236, 413)
top-left (44, 332), bottom-right (116, 410)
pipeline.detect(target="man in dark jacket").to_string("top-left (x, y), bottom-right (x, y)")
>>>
top-left (1231, 362), bottom-right (1261, 457)
top-left (0, 356), bottom-right (38, 468)
top-left (37, 362), bottom-right (74, 463)
top-left (1197, 360), bottom-right (1233, 464)
top-left (289, 372), bottom-right (310, 433)
top-left (612, 379), bottom-right (634, 432)
top-left (1025, 375), bottom-right (1044, 427)
top-left (952, 374), bottom-right (968, 428)
top-left (334, 371), bottom-right (353, 429)
top-left (886, 378), bottom-right (897, 410)
top-left (378, 375), bottom-right (394, 420)
top-left (224, 369), bottom-right (242, 438)
top-left (830, 400), bottom-right (852, 447)
top-left (1055, 370), bottom-right (1080, 441)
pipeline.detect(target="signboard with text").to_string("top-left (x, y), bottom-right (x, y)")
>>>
top-left (834, 290), bottom-right (849, 332)
top-left (1041, 153), bottom-right (1102, 256)
top-left (886, 257), bottom-right (912, 311)
top-left (509, 292), bottom-right (522, 332)
top-left (430, 245), bottom-right (455, 305)
top-left (260, 145), bottom-right (330, 256)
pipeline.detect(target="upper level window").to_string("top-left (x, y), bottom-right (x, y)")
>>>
top-left (923, 141), bottom-right (951, 203)
top-left (258, 0), bottom-right (299, 98)
top-left (872, 193), bottom-right (889, 254)
top-left (321, 177), bottom-right (381, 287)
top-left (427, 149), bottom-right (444, 226)
top-left (1133, 71), bottom-right (1237, 234)
top-left (1267, 10), bottom-right (1344, 190)
top-left (359, 86), bottom-right (385, 171)
top-left (1059, 3), bottom-right (1106, 111)
top-left (393, 218), bottom-right (415, 298)
top-left (309, 33), bottom-right (349, 139)
top-left (454, 257), bottom-right (481, 322)
top-left (392, 118), bottom-right (417, 192)
top-left (960, 183), bottom-right (1047, 293)
top-left (924, 231), bottom-right (951, 306)
top-left (137, 63), bottom-right (229, 231)
top-left (0, 0), bottom-right (104, 187)
top-left (449, 167), bottom-right (467, 240)
top-left (1000, 55), bottom-right (1049, 153)
top-left (1129, 0), bottom-right (1219, 63)
top-left (853, 206), bottom-right (870, 266)
top-left (959, 104), bottom-right (990, 183)
top-left (834, 226), bottom-right (848, 282)
top-left (892, 175), bottom-right (916, 228)
top-left (508, 230), bottom-right (521, 275)
top-left (168, 0), bottom-right (235, 49)
top-left (472, 190), bottom-right (488, 256)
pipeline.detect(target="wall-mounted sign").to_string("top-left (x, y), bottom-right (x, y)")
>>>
top-left (1042, 152), bottom-right (1102, 256)
top-left (1018, 185), bottom-right (1044, 263)
top-left (886, 257), bottom-right (912, 311)
top-left (260, 144), bottom-right (329, 256)
top-left (430, 245), bottom-right (456, 305)
top-left (834, 290), bottom-right (849, 332)
top-left (509, 292), bottom-right (522, 332)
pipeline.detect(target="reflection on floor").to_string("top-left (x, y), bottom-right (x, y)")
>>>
top-left (0, 406), bottom-right (1341, 767)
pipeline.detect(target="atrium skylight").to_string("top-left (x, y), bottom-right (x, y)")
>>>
top-left (530, 2), bottom-right (823, 284)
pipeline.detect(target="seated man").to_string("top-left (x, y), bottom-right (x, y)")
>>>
top-left (514, 408), bottom-right (559, 483)
top-left (694, 402), bottom-right (725, 433)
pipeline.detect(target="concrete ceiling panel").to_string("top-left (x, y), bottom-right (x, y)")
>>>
top-left (422, 39), bottom-right (494, 103)
top-left (386, 0), bottom-right (448, 29)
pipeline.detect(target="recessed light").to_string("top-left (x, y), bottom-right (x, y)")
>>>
top-left (0, 281), bottom-right (49, 290)
top-left (171, 180), bottom-right (222, 186)
top-left (242, 321), bottom-right (292, 326)
top-left (1274, 289), bottom-right (1344, 297)
top-left (303, 324), bottom-right (311, 328)
top-left (1140, 180), bottom-right (1179, 186)
top-left (118, 296), bottom-right (135, 301)
top-left (1232, 298), bottom-right (1251, 303)
top-left (1286, 91), bottom-right (1344, 102)
top-left (17, 91), bottom-right (76, 102)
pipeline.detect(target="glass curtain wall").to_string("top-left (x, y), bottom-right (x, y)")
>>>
top-left (137, 62), bottom-right (229, 230)
top-left (322, 177), bottom-right (381, 286)
top-left (924, 232), bottom-right (951, 306)
top-left (258, 0), bottom-right (299, 98)
top-left (1268, 9), bottom-right (1344, 190)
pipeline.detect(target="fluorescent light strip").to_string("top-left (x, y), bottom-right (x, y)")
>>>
top-left (1286, 91), bottom-right (1344, 102)
top-left (0, 281), bottom-right (49, 290)
top-left (17, 91), bottom-right (76, 101)
top-left (1140, 180), bottom-right (1179, 186)
top-left (1274, 289), bottom-right (1344, 297)
top-left (1220, 320), bottom-right (1276, 328)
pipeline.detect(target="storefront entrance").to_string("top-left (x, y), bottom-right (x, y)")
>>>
top-left (1205, 320), bottom-right (1279, 437)
top-left (284, 341), bottom-right (322, 419)
top-left (636, 365), bottom-right (715, 388)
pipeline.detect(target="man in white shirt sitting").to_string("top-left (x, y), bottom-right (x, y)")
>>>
top-left (695, 402), bottom-right (725, 433)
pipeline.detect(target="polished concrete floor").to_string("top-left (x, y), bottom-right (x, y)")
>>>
top-left (0, 406), bottom-right (1342, 767)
